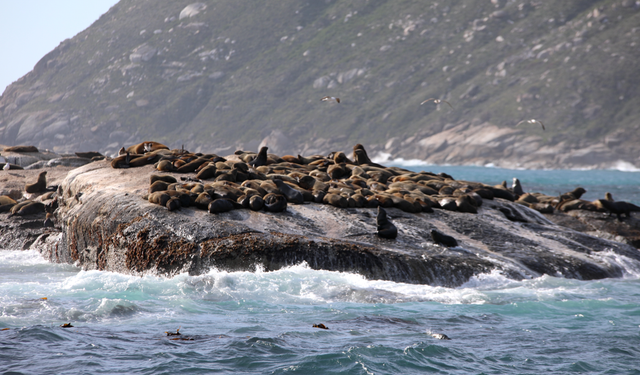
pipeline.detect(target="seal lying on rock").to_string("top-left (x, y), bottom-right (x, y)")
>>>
top-left (263, 193), bottom-right (288, 212)
top-left (430, 230), bottom-right (458, 247)
top-left (3, 145), bottom-right (38, 153)
top-left (376, 207), bottom-right (397, 239)
top-left (8, 201), bottom-right (45, 218)
top-left (272, 179), bottom-right (304, 204)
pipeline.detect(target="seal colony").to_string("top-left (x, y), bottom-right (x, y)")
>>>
top-left (102, 140), bottom-right (638, 230)
top-left (2, 140), bottom-right (640, 285)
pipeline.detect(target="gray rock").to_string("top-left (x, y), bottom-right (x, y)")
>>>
top-left (23, 162), bottom-right (640, 286)
top-left (129, 44), bottom-right (157, 63)
top-left (179, 3), bottom-right (207, 20)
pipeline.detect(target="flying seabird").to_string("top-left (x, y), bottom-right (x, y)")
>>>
top-left (420, 98), bottom-right (453, 108)
top-left (516, 119), bottom-right (545, 130)
top-left (321, 96), bottom-right (340, 103)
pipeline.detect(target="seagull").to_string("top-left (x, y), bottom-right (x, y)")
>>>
top-left (516, 119), bottom-right (545, 130)
top-left (420, 98), bottom-right (453, 108)
top-left (3, 163), bottom-right (9, 171)
top-left (321, 96), bottom-right (340, 103)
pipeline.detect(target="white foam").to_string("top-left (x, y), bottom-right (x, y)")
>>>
top-left (591, 250), bottom-right (640, 279)
top-left (609, 160), bottom-right (640, 173)
top-left (0, 250), bottom-right (48, 265)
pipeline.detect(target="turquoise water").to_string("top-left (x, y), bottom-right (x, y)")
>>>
top-left (401, 164), bottom-right (640, 205)
top-left (2, 168), bottom-right (640, 374)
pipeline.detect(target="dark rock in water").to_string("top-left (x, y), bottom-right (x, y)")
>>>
top-left (376, 206), bottom-right (398, 239)
top-left (430, 230), bottom-right (458, 247)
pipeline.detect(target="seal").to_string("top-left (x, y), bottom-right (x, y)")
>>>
top-left (352, 144), bottom-right (373, 164)
top-left (3, 145), bottom-right (39, 153)
top-left (43, 212), bottom-right (54, 228)
top-left (166, 197), bottom-right (182, 211)
top-left (560, 187), bottom-right (586, 201)
top-left (597, 194), bottom-right (640, 220)
top-left (249, 195), bottom-right (264, 211)
top-left (376, 206), bottom-right (398, 239)
top-left (455, 195), bottom-right (477, 214)
top-left (148, 191), bottom-right (171, 207)
top-left (25, 171), bottom-right (47, 193)
top-left (208, 198), bottom-right (236, 213)
top-left (165, 327), bottom-right (181, 336)
top-left (272, 179), bottom-right (304, 204)
top-left (8, 201), bottom-right (45, 218)
top-left (150, 175), bottom-right (178, 185)
top-left (263, 193), bottom-right (288, 212)
top-left (430, 332), bottom-right (452, 340)
top-left (512, 178), bottom-right (524, 196)
top-left (195, 192), bottom-right (213, 210)
top-left (323, 193), bottom-right (348, 208)
top-left (126, 141), bottom-right (169, 155)
top-left (249, 147), bottom-right (268, 167)
top-left (430, 230), bottom-right (458, 247)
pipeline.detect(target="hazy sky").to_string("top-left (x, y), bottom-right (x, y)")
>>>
top-left (0, 0), bottom-right (119, 94)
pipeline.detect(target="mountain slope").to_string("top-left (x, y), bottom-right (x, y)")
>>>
top-left (1, 0), bottom-right (640, 169)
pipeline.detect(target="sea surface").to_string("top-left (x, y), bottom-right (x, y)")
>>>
top-left (2, 167), bottom-right (640, 374)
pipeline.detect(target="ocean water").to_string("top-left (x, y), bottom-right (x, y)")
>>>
top-left (398, 164), bottom-right (640, 205)
top-left (2, 168), bottom-right (640, 374)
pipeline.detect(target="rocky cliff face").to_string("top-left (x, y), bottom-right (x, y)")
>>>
top-left (1, 0), bottom-right (640, 169)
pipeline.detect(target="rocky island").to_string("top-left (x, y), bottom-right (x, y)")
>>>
top-left (2, 143), bottom-right (639, 287)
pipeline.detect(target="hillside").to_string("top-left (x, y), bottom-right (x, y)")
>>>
top-left (1, 0), bottom-right (640, 169)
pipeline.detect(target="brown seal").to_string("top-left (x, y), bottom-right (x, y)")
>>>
top-left (208, 198), bottom-right (236, 213)
top-left (8, 201), bottom-right (45, 218)
top-left (148, 192), bottom-right (171, 207)
top-left (272, 179), bottom-right (304, 204)
top-left (126, 141), bottom-right (169, 155)
top-left (25, 171), bottom-right (47, 193)
top-left (3, 145), bottom-right (39, 153)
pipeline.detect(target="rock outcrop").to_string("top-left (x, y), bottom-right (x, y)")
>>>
top-left (1, 160), bottom-right (633, 287)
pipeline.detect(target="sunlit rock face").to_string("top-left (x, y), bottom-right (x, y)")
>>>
top-left (1, 1), bottom-right (640, 170)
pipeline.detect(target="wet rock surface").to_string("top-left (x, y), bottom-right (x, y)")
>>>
top-left (2, 160), bottom-right (638, 287)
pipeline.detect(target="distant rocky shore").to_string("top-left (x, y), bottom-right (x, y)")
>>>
top-left (1, 143), bottom-right (639, 286)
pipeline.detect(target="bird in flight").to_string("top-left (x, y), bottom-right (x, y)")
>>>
top-left (321, 96), bottom-right (340, 103)
top-left (420, 98), bottom-right (453, 108)
top-left (516, 119), bottom-right (545, 130)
